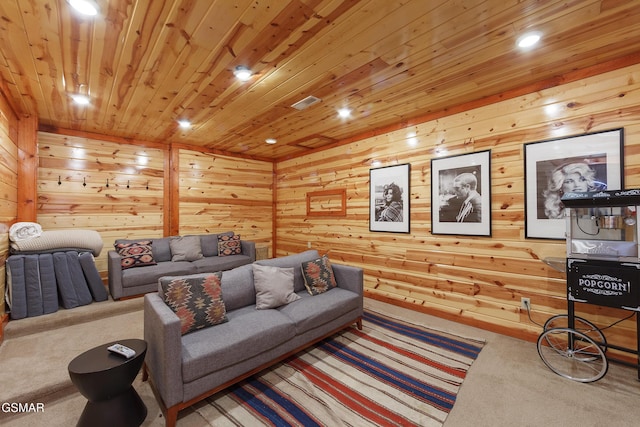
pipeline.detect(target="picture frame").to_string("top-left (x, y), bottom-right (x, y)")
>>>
top-left (370, 163), bottom-right (410, 233)
top-left (524, 128), bottom-right (624, 239)
top-left (431, 150), bottom-right (491, 236)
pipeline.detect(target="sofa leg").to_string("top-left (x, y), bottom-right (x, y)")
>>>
top-left (165, 405), bottom-right (179, 427)
top-left (142, 362), bottom-right (149, 382)
top-left (356, 318), bottom-right (362, 330)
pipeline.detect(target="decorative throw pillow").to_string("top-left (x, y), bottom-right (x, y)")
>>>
top-left (114, 240), bottom-right (156, 269)
top-left (218, 234), bottom-right (241, 256)
top-left (301, 255), bottom-right (337, 295)
top-left (160, 272), bottom-right (227, 335)
top-left (252, 264), bottom-right (301, 309)
top-left (170, 235), bottom-right (204, 262)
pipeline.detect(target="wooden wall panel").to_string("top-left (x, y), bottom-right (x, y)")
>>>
top-left (0, 90), bottom-right (18, 319)
top-left (178, 149), bottom-right (274, 247)
top-left (275, 64), bottom-right (640, 349)
top-left (36, 132), bottom-right (166, 276)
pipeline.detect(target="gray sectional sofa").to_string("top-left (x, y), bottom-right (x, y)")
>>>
top-left (108, 233), bottom-right (256, 300)
top-left (142, 249), bottom-right (364, 427)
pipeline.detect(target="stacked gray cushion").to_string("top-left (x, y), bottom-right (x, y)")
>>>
top-left (78, 252), bottom-right (108, 301)
top-left (66, 251), bottom-right (93, 306)
top-left (6, 256), bottom-right (27, 319)
top-left (39, 254), bottom-right (59, 314)
top-left (24, 255), bottom-right (43, 317)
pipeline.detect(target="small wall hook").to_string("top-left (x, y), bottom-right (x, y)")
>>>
top-left (58, 176), bottom-right (61, 186)
top-left (83, 177), bottom-right (87, 187)
top-left (127, 180), bottom-right (130, 189)
top-left (146, 181), bottom-right (149, 190)
top-left (106, 178), bottom-right (109, 188)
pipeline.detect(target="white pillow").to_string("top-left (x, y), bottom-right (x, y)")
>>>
top-left (252, 264), bottom-right (301, 309)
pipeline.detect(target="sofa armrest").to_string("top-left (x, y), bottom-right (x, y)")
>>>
top-left (241, 240), bottom-right (256, 262)
top-left (107, 250), bottom-right (124, 300)
top-left (332, 263), bottom-right (364, 296)
top-left (144, 293), bottom-right (184, 409)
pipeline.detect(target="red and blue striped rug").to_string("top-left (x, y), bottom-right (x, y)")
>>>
top-left (195, 310), bottom-right (485, 426)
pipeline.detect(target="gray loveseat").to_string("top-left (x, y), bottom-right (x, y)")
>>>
top-left (108, 233), bottom-right (256, 300)
top-left (143, 249), bottom-right (363, 427)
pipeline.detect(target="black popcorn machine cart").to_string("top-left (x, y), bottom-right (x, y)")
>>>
top-left (551, 189), bottom-right (640, 381)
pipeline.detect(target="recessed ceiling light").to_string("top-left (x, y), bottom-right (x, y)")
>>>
top-left (177, 120), bottom-right (192, 129)
top-left (337, 108), bottom-right (351, 118)
top-left (517, 32), bottom-right (541, 48)
top-left (70, 94), bottom-right (90, 105)
top-left (68, 0), bottom-right (99, 16)
top-left (265, 138), bottom-right (277, 144)
top-left (233, 66), bottom-right (252, 81)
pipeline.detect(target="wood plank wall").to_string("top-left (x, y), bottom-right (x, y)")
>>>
top-left (275, 64), bottom-right (640, 351)
top-left (0, 90), bottom-right (18, 319)
top-left (178, 149), bottom-right (274, 248)
top-left (35, 133), bottom-right (274, 279)
top-left (37, 132), bottom-right (166, 275)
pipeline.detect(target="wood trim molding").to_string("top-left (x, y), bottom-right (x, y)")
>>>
top-left (306, 189), bottom-right (347, 217)
top-left (17, 116), bottom-right (38, 222)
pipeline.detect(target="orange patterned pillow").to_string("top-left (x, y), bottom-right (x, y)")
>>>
top-left (160, 272), bottom-right (227, 335)
top-left (218, 234), bottom-right (242, 256)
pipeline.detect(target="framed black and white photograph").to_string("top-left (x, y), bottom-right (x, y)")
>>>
top-left (431, 150), bottom-right (491, 236)
top-left (370, 163), bottom-right (410, 233)
top-left (524, 128), bottom-right (624, 239)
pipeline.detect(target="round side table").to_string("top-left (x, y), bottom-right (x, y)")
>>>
top-left (68, 338), bottom-right (147, 427)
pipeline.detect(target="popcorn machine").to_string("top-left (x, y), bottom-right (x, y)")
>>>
top-left (561, 189), bottom-right (640, 378)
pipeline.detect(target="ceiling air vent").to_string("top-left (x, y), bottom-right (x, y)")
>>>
top-left (291, 95), bottom-right (321, 111)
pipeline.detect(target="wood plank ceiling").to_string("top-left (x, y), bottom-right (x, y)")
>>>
top-left (0, 0), bottom-right (639, 160)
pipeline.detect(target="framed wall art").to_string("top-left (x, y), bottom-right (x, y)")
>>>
top-left (431, 150), bottom-right (491, 236)
top-left (370, 163), bottom-right (410, 233)
top-left (524, 128), bottom-right (624, 239)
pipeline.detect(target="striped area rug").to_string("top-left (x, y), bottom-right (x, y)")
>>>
top-left (195, 310), bottom-right (485, 426)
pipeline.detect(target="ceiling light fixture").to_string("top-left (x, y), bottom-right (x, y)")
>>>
top-left (177, 120), bottom-right (192, 129)
top-left (517, 32), bottom-right (541, 49)
top-left (68, 0), bottom-right (99, 16)
top-left (265, 138), bottom-right (277, 144)
top-left (71, 94), bottom-right (90, 105)
top-left (233, 66), bottom-right (252, 82)
top-left (337, 107), bottom-right (351, 118)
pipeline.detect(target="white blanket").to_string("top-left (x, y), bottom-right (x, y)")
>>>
top-left (10, 229), bottom-right (104, 256)
top-left (9, 222), bottom-right (43, 242)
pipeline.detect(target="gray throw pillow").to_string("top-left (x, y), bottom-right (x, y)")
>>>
top-left (252, 264), bottom-right (301, 309)
top-left (170, 235), bottom-right (204, 262)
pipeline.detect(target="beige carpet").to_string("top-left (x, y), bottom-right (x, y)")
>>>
top-left (1, 298), bottom-right (639, 426)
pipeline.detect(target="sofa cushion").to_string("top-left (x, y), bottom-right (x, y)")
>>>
top-left (255, 250), bottom-right (320, 293)
top-left (218, 234), bottom-right (242, 256)
top-left (277, 287), bottom-right (360, 334)
top-left (180, 305), bottom-right (295, 383)
top-left (114, 240), bottom-right (157, 269)
top-left (151, 237), bottom-right (174, 262)
top-left (170, 236), bottom-right (204, 262)
top-left (159, 272), bottom-right (227, 335)
top-left (196, 231), bottom-right (234, 257)
top-left (114, 237), bottom-right (174, 262)
top-left (252, 264), bottom-right (300, 309)
top-left (301, 254), bottom-right (337, 295)
top-left (191, 254), bottom-right (253, 275)
top-left (122, 261), bottom-right (197, 288)
top-left (219, 264), bottom-right (256, 311)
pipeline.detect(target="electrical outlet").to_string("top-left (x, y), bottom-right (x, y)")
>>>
top-left (520, 297), bottom-right (531, 310)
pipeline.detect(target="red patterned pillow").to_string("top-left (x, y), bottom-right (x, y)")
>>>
top-left (159, 272), bottom-right (227, 335)
top-left (301, 255), bottom-right (337, 295)
top-left (218, 234), bottom-right (242, 256)
top-left (114, 240), bottom-right (157, 269)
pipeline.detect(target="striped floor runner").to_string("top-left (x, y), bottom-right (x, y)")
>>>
top-left (195, 310), bottom-right (485, 426)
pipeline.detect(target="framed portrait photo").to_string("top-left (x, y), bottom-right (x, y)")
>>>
top-left (524, 128), bottom-right (624, 239)
top-left (370, 163), bottom-right (410, 233)
top-left (431, 150), bottom-right (491, 236)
